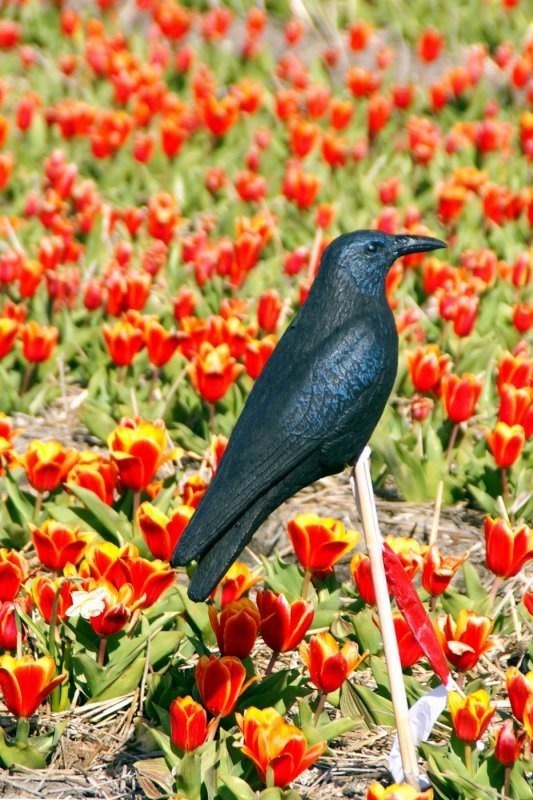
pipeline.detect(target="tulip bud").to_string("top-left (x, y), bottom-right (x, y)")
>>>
top-left (350, 552), bottom-right (376, 605)
top-left (169, 696), bottom-right (208, 752)
top-left (484, 516), bottom-right (532, 579)
top-left (300, 631), bottom-right (364, 693)
top-left (208, 599), bottom-right (260, 659)
top-left (494, 719), bottom-right (525, 765)
top-left (485, 422), bottom-right (525, 469)
top-left (505, 667), bottom-right (533, 722)
top-left (195, 655), bottom-right (252, 717)
top-left (256, 590), bottom-right (314, 653)
top-left (0, 602), bottom-right (19, 650)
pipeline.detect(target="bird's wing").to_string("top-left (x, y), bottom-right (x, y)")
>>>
top-left (173, 312), bottom-right (387, 565)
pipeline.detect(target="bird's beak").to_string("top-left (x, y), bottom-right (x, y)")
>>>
top-left (394, 235), bottom-right (447, 257)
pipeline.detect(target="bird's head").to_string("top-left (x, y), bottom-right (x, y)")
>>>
top-left (325, 229), bottom-right (446, 296)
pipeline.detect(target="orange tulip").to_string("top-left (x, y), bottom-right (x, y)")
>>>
top-left (485, 422), bottom-right (525, 468)
top-left (245, 336), bottom-right (276, 379)
top-left (524, 695), bottom-right (533, 740)
top-left (449, 689), bottom-right (495, 742)
top-left (0, 548), bottom-right (28, 601)
top-left (181, 474), bottom-right (208, 508)
top-left (195, 655), bottom-right (252, 717)
top-left (20, 320), bottom-right (58, 362)
top-left (145, 319), bottom-right (181, 367)
top-left (391, 613), bottom-right (424, 668)
top-left (0, 318), bottom-right (18, 359)
top-left (102, 319), bottom-right (143, 367)
top-left (189, 342), bottom-right (243, 403)
top-left (31, 576), bottom-right (76, 624)
top-left (30, 520), bottom-right (88, 571)
top-left (237, 706), bottom-right (325, 787)
top-left (505, 667), bottom-right (533, 722)
top-left (104, 553), bottom-right (176, 610)
top-left (421, 545), bottom-right (467, 595)
top-left (484, 516), bottom-right (532, 578)
top-left (78, 542), bottom-right (138, 583)
top-left (257, 290), bottom-right (282, 333)
top-left (108, 418), bottom-right (177, 491)
top-left (169, 695), bottom-right (208, 752)
top-left (441, 373), bottom-right (482, 423)
top-left (210, 562), bottom-right (262, 607)
top-left (498, 384), bottom-right (533, 437)
top-left (406, 345), bottom-right (451, 394)
top-left (354, 546), bottom-right (385, 607)
top-left (256, 590), bottom-right (314, 653)
top-left (209, 599), bottom-right (260, 658)
top-left (366, 783), bottom-right (434, 800)
top-left (300, 631), bottom-right (364, 693)
top-left (437, 609), bottom-right (494, 671)
top-left (494, 719), bottom-right (525, 765)
top-left (288, 513), bottom-right (360, 572)
top-left (23, 439), bottom-right (78, 493)
top-left (137, 502), bottom-right (194, 561)
top-left (497, 352), bottom-right (533, 393)
top-left (67, 452), bottom-right (117, 505)
top-left (0, 655), bottom-right (66, 717)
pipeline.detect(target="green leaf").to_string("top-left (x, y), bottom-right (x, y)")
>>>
top-left (467, 484), bottom-right (500, 516)
top-left (303, 715), bottom-right (358, 745)
top-left (462, 562), bottom-right (489, 604)
top-left (219, 775), bottom-right (256, 800)
top-left (66, 484), bottom-right (132, 544)
top-left (341, 681), bottom-right (394, 728)
top-left (0, 728), bottom-right (47, 769)
top-left (92, 656), bottom-right (146, 702)
top-left (261, 555), bottom-right (303, 602)
top-left (79, 401), bottom-right (117, 443)
top-left (3, 468), bottom-right (34, 528)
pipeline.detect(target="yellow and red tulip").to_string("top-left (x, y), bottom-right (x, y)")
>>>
top-left (449, 689), bottom-right (495, 742)
top-left (0, 655), bottom-right (66, 717)
top-left (188, 341), bottom-right (243, 404)
top-left (21, 320), bottom-right (59, 362)
top-left (350, 552), bottom-right (376, 605)
top-left (484, 516), bottom-right (532, 578)
top-left (288, 513), bottom-right (360, 573)
top-left (421, 545), bottom-right (467, 595)
top-left (485, 422), bottom-right (525, 468)
top-left (31, 576), bottom-right (76, 624)
top-left (195, 655), bottom-right (253, 717)
top-left (237, 706), bottom-right (324, 787)
top-left (505, 667), bottom-right (533, 723)
top-left (300, 631), bottom-right (364, 693)
top-left (137, 502), bottom-right (194, 561)
top-left (208, 599), bottom-right (260, 659)
top-left (441, 373), bottom-right (482, 423)
top-left (30, 520), bottom-right (88, 571)
top-left (108, 417), bottom-right (177, 492)
top-left (406, 344), bottom-right (451, 394)
top-left (437, 609), bottom-right (494, 672)
top-left (169, 695), bottom-right (208, 752)
top-left (23, 439), bottom-right (78, 493)
top-left (210, 562), bottom-right (262, 608)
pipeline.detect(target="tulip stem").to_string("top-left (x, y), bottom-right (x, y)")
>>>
top-left (33, 491), bottom-right (43, 521)
top-left (21, 364), bottom-right (33, 394)
top-left (313, 692), bottom-right (327, 725)
top-left (301, 569), bottom-right (312, 599)
top-left (500, 469), bottom-right (509, 504)
top-left (160, 363), bottom-right (189, 418)
top-left (351, 448), bottom-right (421, 790)
top-left (207, 716), bottom-right (220, 742)
top-left (264, 650), bottom-right (278, 677)
top-left (97, 637), bottom-right (107, 666)
top-left (488, 577), bottom-right (502, 608)
top-left (504, 765), bottom-right (511, 798)
top-left (15, 717), bottom-right (30, 744)
top-left (446, 423), bottom-right (460, 465)
top-left (464, 742), bottom-right (473, 775)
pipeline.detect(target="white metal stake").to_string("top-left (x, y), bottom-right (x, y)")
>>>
top-left (351, 446), bottom-right (421, 788)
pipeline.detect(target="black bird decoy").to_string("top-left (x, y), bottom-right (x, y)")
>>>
top-left (172, 230), bottom-right (446, 600)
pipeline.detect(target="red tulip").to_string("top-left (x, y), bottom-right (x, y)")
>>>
top-left (195, 655), bottom-right (252, 717)
top-left (256, 590), bottom-right (314, 653)
top-left (169, 695), bottom-right (208, 751)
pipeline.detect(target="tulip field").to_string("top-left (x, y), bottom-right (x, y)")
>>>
top-left (0, 0), bottom-right (532, 798)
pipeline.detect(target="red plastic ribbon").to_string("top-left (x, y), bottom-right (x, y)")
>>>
top-left (382, 542), bottom-right (450, 685)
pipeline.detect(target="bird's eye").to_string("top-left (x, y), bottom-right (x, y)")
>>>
top-left (365, 241), bottom-right (384, 254)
